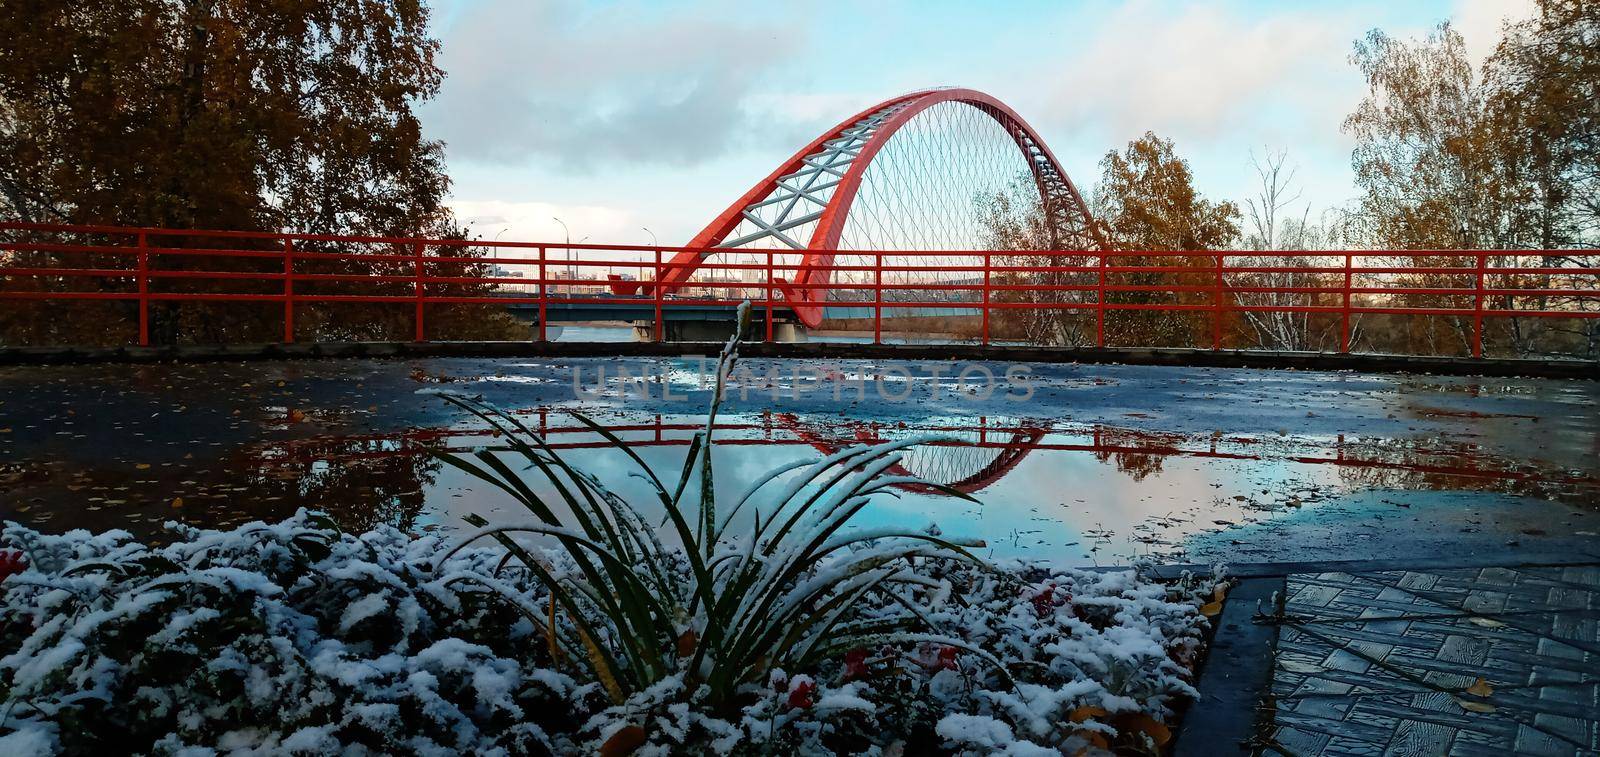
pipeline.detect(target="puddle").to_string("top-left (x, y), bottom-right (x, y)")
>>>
top-left (2, 357), bottom-right (1597, 565)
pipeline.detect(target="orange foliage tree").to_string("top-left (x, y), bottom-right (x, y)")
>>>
top-left (0, 0), bottom-right (521, 345)
top-left (1090, 133), bottom-right (1241, 348)
top-left (1342, 4), bottom-right (1598, 357)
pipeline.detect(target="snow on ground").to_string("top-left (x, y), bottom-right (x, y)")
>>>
top-left (0, 511), bottom-right (1211, 754)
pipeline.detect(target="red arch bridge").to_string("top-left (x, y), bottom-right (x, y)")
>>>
top-left (2, 87), bottom-right (1597, 357)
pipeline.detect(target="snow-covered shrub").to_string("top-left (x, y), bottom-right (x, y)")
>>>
top-left (0, 513), bottom-right (590, 754)
top-left (0, 514), bottom-right (1208, 755)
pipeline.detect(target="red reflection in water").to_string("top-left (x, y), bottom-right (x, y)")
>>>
top-left (249, 411), bottom-right (1598, 505)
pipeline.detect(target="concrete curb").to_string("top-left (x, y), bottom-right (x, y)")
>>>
top-left (1173, 576), bottom-right (1286, 756)
top-left (1132, 551), bottom-right (1600, 581)
top-left (0, 340), bottom-right (1595, 379)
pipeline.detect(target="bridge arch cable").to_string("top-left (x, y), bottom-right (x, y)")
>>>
top-left (658, 88), bottom-right (1106, 328)
top-left (774, 414), bottom-right (1048, 495)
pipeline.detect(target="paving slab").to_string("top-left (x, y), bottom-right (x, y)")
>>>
top-left (1253, 564), bottom-right (1600, 756)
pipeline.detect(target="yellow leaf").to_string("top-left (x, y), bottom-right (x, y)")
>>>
top-left (1213, 582), bottom-right (1230, 602)
top-left (580, 626), bottom-right (624, 704)
top-left (170, 497), bottom-right (184, 508)
top-left (599, 725), bottom-right (646, 757)
top-left (1465, 678), bottom-right (1493, 697)
top-left (1068, 705), bottom-right (1108, 723)
top-left (1200, 601), bottom-right (1223, 617)
top-left (676, 629), bottom-right (697, 658)
top-left (1116, 712), bottom-right (1172, 746)
top-left (1456, 697), bottom-right (1496, 713)
top-left (135, 463), bottom-right (151, 470)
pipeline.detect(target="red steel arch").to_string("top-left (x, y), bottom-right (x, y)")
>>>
top-left (774, 413), bottom-right (1048, 495)
top-left (656, 88), bottom-right (1107, 327)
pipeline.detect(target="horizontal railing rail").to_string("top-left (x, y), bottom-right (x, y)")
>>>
top-left (2, 222), bottom-right (1597, 357)
top-left (253, 413), bottom-right (1597, 494)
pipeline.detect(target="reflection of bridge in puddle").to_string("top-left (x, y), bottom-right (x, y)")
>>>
top-left (253, 411), bottom-right (1599, 505)
top-left (773, 414), bottom-right (1044, 494)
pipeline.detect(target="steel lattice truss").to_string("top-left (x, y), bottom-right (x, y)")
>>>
top-left (778, 415), bottom-right (1047, 495)
top-left (660, 88), bottom-right (1105, 327)
top-left (717, 101), bottom-right (912, 251)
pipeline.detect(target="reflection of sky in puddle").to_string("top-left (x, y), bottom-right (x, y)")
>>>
top-left (414, 411), bottom-right (1559, 565)
top-left (5, 357), bottom-right (1597, 565)
top-left (478, 375), bottom-right (561, 386)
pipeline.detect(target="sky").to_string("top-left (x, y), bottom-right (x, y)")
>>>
top-left (419, 0), bottom-right (1537, 248)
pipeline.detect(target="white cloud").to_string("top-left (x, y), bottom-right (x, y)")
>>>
top-left (450, 200), bottom-right (637, 247)
top-left (1026, 2), bottom-right (1355, 143)
top-left (1452, 0), bottom-right (1537, 63)
top-left (428, 0), bottom-right (1545, 246)
top-left (426, 0), bottom-right (804, 171)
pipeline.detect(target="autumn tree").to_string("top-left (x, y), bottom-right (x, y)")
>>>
top-left (1344, 25), bottom-right (1493, 252)
top-left (1090, 132), bottom-right (1241, 347)
top-left (0, 0), bottom-right (519, 345)
top-left (1484, 0), bottom-right (1600, 355)
top-left (1343, 5), bottom-right (1599, 357)
top-left (977, 176), bottom-right (1099, 345)
top-left (1486, 0), bottom-right (1598, 253)
top-left (1231, 149), bottom-right (1346, 351)
top-left (974, 134), bottom-right (1239, 347)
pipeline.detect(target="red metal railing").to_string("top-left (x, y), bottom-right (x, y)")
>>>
top-left (2, 222), bottom-right (1597, 357)
top-left (254, 412), bottom-right (1598, 496)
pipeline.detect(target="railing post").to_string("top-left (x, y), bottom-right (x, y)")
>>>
top-left (1472, 252), bottom-right (1486, 358)
top-left (652, 248), bottom-right (663, 342)
top-left (981, 251), bottom-right (991, 346)
top-left (1095, 251), bottom-right (1106, 348)
top-left (537, 246), bottom-right (547, 342)
top-left (136, 231), bottom-right (150, 347)
top-left (413, 241), bottom-right (425, 342)
top-left (1211, 253), bottom-right (1224, 351)
top-left (1340, 252), bottom-right (1353, 353)
top-left (765, 250), bottom-right (774, 343)
top-left (873, 253), bottom-right (883, 345)
top-left (282, 238), bottom-right (294, 343)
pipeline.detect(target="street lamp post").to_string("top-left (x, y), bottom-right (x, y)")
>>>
top-left (552, 217), bottom-right (571, 296)
top-left (641, 227), bottom-right (658, 291)
top-left (492, 228), bottom-right (510, 289)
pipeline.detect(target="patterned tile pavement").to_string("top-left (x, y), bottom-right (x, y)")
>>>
top-left (1261, 564), bottom-right (1600, 756)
